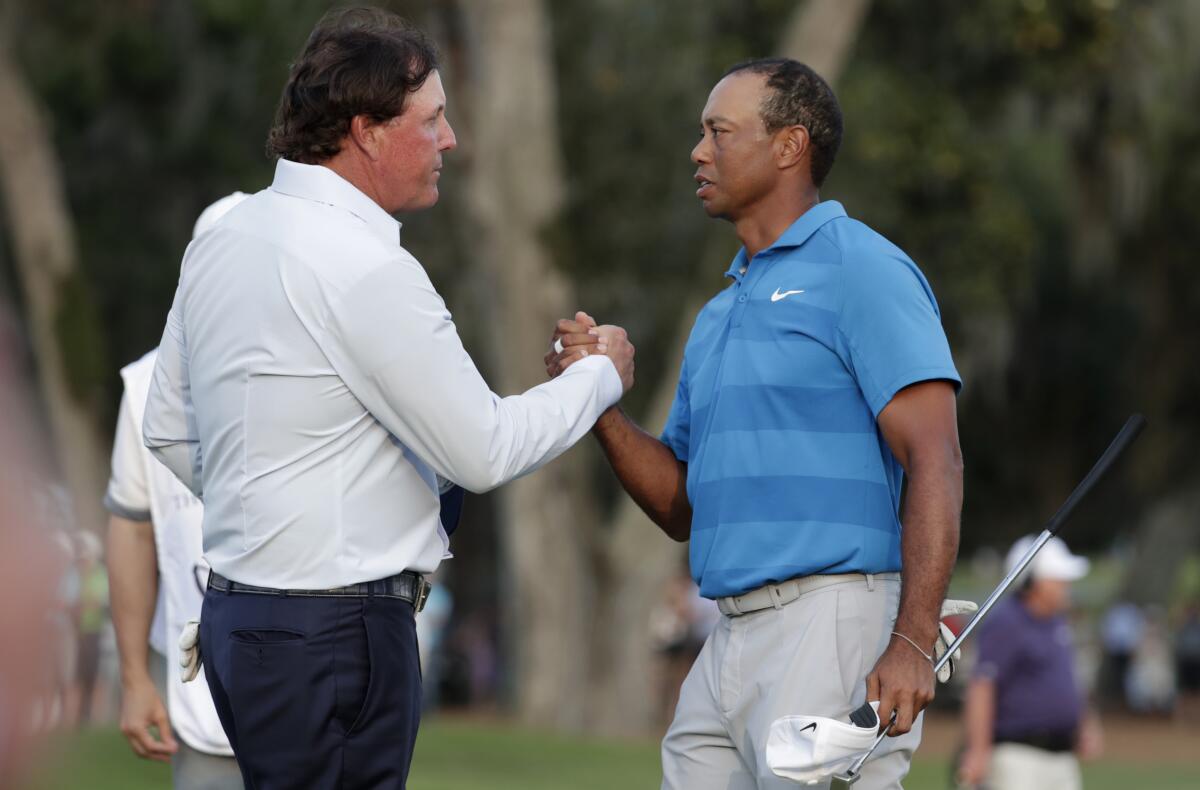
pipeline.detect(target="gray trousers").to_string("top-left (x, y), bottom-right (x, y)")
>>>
top-left (661, 574), bottom-right (921, 790)
top-left (149, 652), bottom-right (243, 790)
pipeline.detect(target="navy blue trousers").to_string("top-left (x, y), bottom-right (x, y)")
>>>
top-left (201, 587), bottom-right (422, 789)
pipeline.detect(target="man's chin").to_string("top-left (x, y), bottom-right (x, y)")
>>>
top-left (699, 199), bottom-right (729, 220)
top-left (397, 188), bottom-right (440, 214)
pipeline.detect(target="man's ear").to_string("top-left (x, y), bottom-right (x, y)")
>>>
top-left (777, 124), bottom-right (809, 171)
top-left (348, 115), bottom-right (382, 160)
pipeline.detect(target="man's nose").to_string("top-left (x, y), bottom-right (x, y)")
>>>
top-left (691, 137), bottom-right (710, 165)
top-left (441, 118), bottom-right (458, 151)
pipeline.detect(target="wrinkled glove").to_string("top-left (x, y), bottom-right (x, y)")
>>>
top-left (934, 599), bottom-right (978, 684)
top-left (179, 619), bottom-right (202, 683)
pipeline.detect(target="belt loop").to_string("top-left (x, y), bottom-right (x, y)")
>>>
top-left (770, 583), bottom-right (784, 610)
top-left (865, 572), bottom-right (875, 591)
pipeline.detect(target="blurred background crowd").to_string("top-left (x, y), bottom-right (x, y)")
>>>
top-left (1, 0), bottom-right (1198, 788)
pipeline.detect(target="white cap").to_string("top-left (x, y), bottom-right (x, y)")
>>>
top-left (766, 701), bottom-right (880, 785)
top-left (192, 191), bottom-right (249, 239)
top-left (1006, 534), bottom-right (1090, 582)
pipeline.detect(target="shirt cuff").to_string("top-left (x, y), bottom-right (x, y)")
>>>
top-left (562, 353), bottom-right (623, 410)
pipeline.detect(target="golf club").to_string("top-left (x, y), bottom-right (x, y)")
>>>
top-left (829, 413), bottom-right (1147, 788)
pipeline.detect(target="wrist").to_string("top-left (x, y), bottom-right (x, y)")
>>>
top-left (121, 666), bottom-right (155, 690)
top-left (591, 405), bottom-right (624, 436)
top-left (892, 616), bottom-right (939, 650)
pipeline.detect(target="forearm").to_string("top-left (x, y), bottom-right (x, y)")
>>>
top-left (106, 516), bottom-right (159, 686)
top-left (964, 679), bottom-right (996, 751)
top-left (592, 407), bottom-right (691, 541)
top-left (894, 452), bottom-right (962, 648)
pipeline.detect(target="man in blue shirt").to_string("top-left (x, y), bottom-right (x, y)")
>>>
top-left (551, 58), bottom-right (962, 789)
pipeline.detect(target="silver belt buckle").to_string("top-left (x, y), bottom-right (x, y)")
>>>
top-left (414, 577), bottom-right (431, 613)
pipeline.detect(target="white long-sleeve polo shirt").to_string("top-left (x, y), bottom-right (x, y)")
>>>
top-left (143, 159), bottom-right (621, 589)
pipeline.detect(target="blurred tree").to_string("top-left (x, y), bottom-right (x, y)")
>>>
top-left (0, 17), bottom-right (108, 538)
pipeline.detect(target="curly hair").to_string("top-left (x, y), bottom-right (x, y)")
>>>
top-left (266, 7), bottom-right (439, 164)
top-left (723, 58), bottom-right (843, 188)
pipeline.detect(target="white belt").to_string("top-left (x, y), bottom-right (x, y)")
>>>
top-left (717, 572), bottom-right (900, 617)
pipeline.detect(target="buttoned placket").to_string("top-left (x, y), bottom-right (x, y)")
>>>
top-left (730, 250), bottom-right (773, 329)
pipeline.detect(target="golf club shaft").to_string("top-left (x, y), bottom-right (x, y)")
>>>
top-left (841, 414), bottom-right (1146, 782)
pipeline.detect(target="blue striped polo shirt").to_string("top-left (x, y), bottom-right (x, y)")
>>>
top-left (661, 201), bottom-right (961, 599)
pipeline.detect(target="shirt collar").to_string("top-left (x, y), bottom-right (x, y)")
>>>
top-left (724, 200), bottom-right (847, 279)
top-left (770, 200), bottom-right (847, 251)
top-left (269, 158), bottom-right (403, 247)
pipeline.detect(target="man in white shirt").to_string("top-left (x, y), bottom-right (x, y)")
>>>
top-left (106, 194), bottom-right (247, 789)
top-left (141, 8), bottom-right (633, 789)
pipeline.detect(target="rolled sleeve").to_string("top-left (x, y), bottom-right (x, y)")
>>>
top-left (105, 388), bottom-right (152, 522)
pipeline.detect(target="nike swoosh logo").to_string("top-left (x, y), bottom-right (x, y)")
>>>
top-left (770, 288), bottom-right (806, 302)
top-left (799, 722), bottom-right (817, 733)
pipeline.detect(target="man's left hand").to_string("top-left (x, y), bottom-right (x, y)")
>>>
top-left (866, 635), bottom-right (936, 736)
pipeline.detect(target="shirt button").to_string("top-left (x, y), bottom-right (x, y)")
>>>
top-left (738, 295), bottom-right (747, 303)
top-left (739, 266), bottom-right (747, 275)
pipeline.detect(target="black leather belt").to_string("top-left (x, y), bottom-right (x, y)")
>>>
top-left (996, 731), bottom-right (1076, 753)
top-left (207, 570), bottom-right (431, 613)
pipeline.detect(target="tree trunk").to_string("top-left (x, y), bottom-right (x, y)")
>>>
top-left (0, 41), bottom-right (109, 538)
top-left (459, 0), bottom-right (597, 728)
top-left (1118, 481), bottom-right (1200, 606)
top-left (779, 0), bottom-right (872, 77)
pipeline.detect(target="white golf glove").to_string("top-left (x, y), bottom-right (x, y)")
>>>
top-left (934, 599), bottom-right (977, 683)
top-left (179, 618), bottom-right (202, 683)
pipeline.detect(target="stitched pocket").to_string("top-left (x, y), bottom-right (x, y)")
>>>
top-left (230, 628), bottom-right (305, 644)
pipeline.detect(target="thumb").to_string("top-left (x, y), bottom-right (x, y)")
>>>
top-left (154, 703), bottom-right (178, 751)
top-left (575, 311), bottom-right (597, 329)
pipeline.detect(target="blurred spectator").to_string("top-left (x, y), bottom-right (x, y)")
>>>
top-left (1125, 607), bottom-right (1176, 715)
top-left (0, 310), bottom-right (69, 786)
top-left (416, 576), bottom-right (454, 710)
top-left (1176, 603), bottom-right (1200, 721)
top-left (74, 530), bottom-right (109, 725)
top-left (651, 567), bottom-right (717, 726)
top-left (1101, 599), bottom-right (1145, 707)
top-left (958, 536), bottom-right (1101, 790)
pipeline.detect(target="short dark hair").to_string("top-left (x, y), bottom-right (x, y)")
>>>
top-left (723, 58), bottom-right (843, 188)
top-left (267, 7), bottom-right (439, 164)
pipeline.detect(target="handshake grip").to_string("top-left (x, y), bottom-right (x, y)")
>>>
top-left (545, 311), bottom-right (635, 395)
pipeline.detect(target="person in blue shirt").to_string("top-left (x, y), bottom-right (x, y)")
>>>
top-left (550, 58), bottom-right (963, 789)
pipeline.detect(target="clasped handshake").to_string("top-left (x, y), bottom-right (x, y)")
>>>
top-left (543, 310), bottom-right (636, 392)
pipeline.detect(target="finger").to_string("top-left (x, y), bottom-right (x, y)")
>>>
top-left (124, 730), bottom-right (149, 759)
top-left (575, 311), bottom-right (597, 329)
top-left (876, 689), bottom-right (897, 735)
top-left (153, 708), bottom-right (178, 753)
top-left (127, 728), bottom-right (161, 760)
top-left (557, 332), bottom-right (603, 350)
top-left (866, 672), bottom-right (881, 705)
top-left (555, 349), bottom-right (590, 375)
top-left (555, 319), bottom-right (594, 338)
top-left (890, 693), bottom-right (915, 736)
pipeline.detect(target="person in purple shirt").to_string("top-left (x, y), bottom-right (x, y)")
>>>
top-left (958, 536), bottom-right (1103, 789)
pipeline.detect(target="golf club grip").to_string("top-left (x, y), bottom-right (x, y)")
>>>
top-left (1045, 414), bottom-right (1146, 536)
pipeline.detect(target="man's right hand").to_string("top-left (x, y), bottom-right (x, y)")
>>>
top-left (546, 311), bottom-right (635, 394)
top-left (956, 745), bottom-right (990, 787)
top-left (119, 677), bottom-right (178, 762)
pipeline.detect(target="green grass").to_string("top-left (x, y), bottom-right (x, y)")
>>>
top-left (21, 719), bottom-right (1200, 789)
